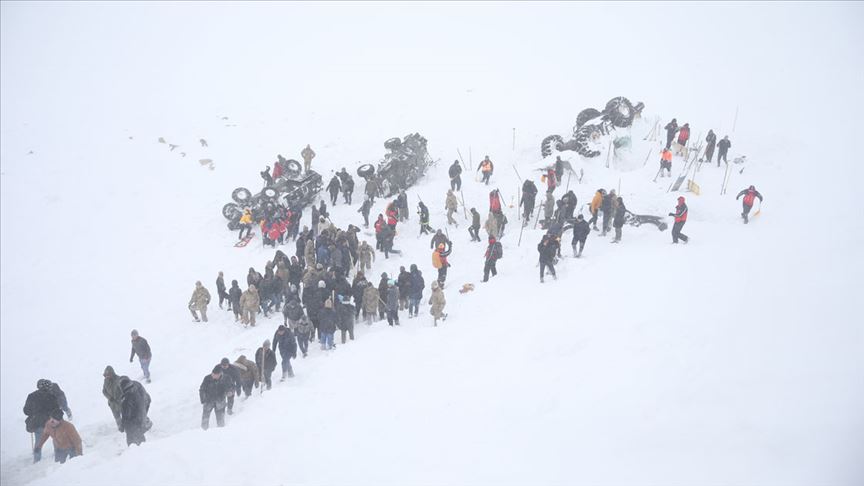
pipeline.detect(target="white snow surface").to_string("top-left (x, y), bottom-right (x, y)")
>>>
top-left (2, 2), bottom-right (864, 485)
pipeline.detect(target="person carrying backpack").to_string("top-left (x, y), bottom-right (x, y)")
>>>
top-left (482, 236), bottom-right (503, 282)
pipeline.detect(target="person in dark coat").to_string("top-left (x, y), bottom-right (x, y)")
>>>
top-left (570, 214), bottom-right (590, 257)
top-left (600, 190), bottom-right (614, 236)
top-left (448, 160), bottom-right (463, 191)
top-left (340, 170), bottom-right (354, 205)
top-left (255, 340), bottom-right (278, 390)
top-left (669, 196), bottom-right (689, 244)
top-left (336, 295), bottom-right (355, 343)
top-left (129, 329), bottom-right (152, 383)
top-left (482, 236), bottom-right (503, 283)
top-left (664, 118), bottom-right (679, 150)
top-left (327, 175), bottom-right (341, 205)
top-left (396, 266), bottom-right (412, 310)
top-left (216, 271), bottom-right (228, 309)
top-left (469, 208), bottom-right (481, 241)
top-left (611, 197), bottom-right (631, 243)
top-left (272, 325), bottom-right (298, 380)
top-left (319, 299), bottom-right (338, 350)
top-left (407, 264), bottom-right (425, 318)
top-left (736, 185), bottom-right (764, 224)
top-left (118, 376), bottom-right (152, 445)
top-left (379, 223), bottom-right (400, 258)
top-left (561, 190), bottom-right (578, 221)
top-left (520, 180), bottom-right (538, 223)
top-left (397, 190), bottom-right (410, 221)
top-left (199, 366), bottom-right (228, 430)
top-left (228, 280), bottom-right (242, 322)
top-left (377, 273), bottom-right (389, 320)
top-left (23, 379), bottom-right (61, 460)
top-left (218, 358), bottom-right (241, 415)
top-left (704, 130), bottom-right (717, 163)
top-left (537, 234), bottom-right (560, 283)
top-left (717, 135), bottom-right (732, 166)
top-left (358, 197), bottom-right (373, 227)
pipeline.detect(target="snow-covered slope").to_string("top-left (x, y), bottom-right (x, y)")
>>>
top-left (2, 3), bottom-right (863, 486)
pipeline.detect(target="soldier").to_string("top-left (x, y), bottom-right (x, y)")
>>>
top-left (362, 280), bottom-right (380, 324)
top-left (188, 281), bottom-right (211, 322)
top-left (396, 266), bottom-right (411, 310)
top-left (468, 208), bottom-right (481, 242)
top-left (365, 176), bottom-right (380, 203)
top-left (484, 211), bottom-right (500, 239)
top-left (664, 118), bottom-right (679, 150)
top-left (445, 189), bottom-right (459, 226)
top-left (239, 285), bottom-right (260, 327)
top-left (358, 240), bottom-right (375, 272)
top-left (234, 355), bottom-right (260, 397)
top-left (428, 281), bottom-right (447, 326)
top-left (200, 366), bottom-right (229, 430)
top-left (417, 201), bottom-right (433, 235)
top-left (301, 144), bottom-right (316, 173)
top-left (218, 358), bottom-right (241, 415)
top-left (272, 325), bottom-right (298, 381)
top-left (102, 366), bottom-right (126, 430)
top-left (255, 340), bottom-right (278, 390)
top-left (118, 376), bottom-right (151, 446)
top-left (129, 329), bottom-right (152, 383)
top-left (448, 160), bottom-right (463, 191)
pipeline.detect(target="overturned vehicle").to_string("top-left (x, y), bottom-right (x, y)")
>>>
top-left (221, 156), bottom-right (322, 230)
top-left (541, 96), bottom-right (644, 159)
top-left (356, 133), bottom-right (434, 198)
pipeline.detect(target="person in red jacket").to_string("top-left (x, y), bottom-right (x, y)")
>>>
top-left (386, 202), bottom-right (398, 229)
top-left (736, 185), bottom-right (764, 224)
top-left (545, 168), bottom-right (557, 193)
top-left (668, 196), bottom-right (689, 244)
top-left (677, 123), bottom-right (690, 145)
top-left (659, 148), bottom-right (673, 178)
top-left (374, 214), bottom-right (385, 250)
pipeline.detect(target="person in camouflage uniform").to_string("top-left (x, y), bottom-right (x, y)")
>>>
top-left (102, 366), bottom-right (126, 430)
top-left (188, 281), bottom-right (211, 322)
top-left (233, 355), bottom-right (260, 397)
top-left (361, 282), bottom-right (380, 324)
top-left (445, 189), bottom-right (459, 227)
top-left (239, 285), bottom-right (260, 327)
top-left (428, 281), bottom-right (447, 326)
top-left (358, 240), bottom-right (375, 272)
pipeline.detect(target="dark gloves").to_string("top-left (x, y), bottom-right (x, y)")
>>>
top-left (668, 213), bottom-right (674, 217)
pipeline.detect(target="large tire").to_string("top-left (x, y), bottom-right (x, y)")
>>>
top-left (262, 187), bottom-right (280, 200)
top-left (603, 97), bottom-right (635, 128)
top-left (576, 108), bottom-right (602, 129)
top-left (283, 159), bottom-right (302, 177)
top-left (357, 164), bottom-right (375, 178)
top-left (541, 135), bottom-right (564, 158)
top-left (222, 203), bottom-right (242, 220)
top-left (232, 187), bottom-right (253, 204)
top-left (384, 137), bottom-right (402, 151)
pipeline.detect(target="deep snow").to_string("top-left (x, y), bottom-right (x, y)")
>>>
top-left (2, 2), bottom-right (864, 486)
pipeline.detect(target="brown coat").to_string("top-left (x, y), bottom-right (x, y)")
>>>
top-left (36, 420), bottom-right (83, 455)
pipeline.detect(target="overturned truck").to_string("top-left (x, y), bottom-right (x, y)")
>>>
top-left (221, 157), bottom-right (322, 230)
top-left (356, 133), bottom-right (433, 198)
top-left (541, 96), bottom-right (644, 159)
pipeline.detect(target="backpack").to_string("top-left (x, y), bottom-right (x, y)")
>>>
top-left (492, 242), bottom-right (503, 260)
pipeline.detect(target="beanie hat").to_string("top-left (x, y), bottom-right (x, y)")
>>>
top-left (37, 379), bottom-right (52, 391)
top-left (131, 329), bottom-right (139, 337)
top-left (212, 365), bottom-right (223, 374)
top-left (220, 358), bottom-right (230, 366)
top-left (263, 339), bottom-right (271, 347)
top-left (103, 365), bottom-right (116, 378)
top-left (318, 281), bottom-right (326, 289)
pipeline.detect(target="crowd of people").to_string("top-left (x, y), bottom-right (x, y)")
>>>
top-left (22, 119), bottom-right (763, 465)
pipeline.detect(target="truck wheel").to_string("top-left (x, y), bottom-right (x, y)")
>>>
top-left (231, 188), bottom-right (252, 204)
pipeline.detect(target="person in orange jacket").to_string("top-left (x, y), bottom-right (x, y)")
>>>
top-left (33, 411), bottom-right (82, 464)
top-left (588, 189), bottom-right (604, 231)
top-left (477, 156), bottom-right (494, 185)
top-left (431, 242), bottom-right (452, 288)
top-left (660, 148), bottom-right (673, 178)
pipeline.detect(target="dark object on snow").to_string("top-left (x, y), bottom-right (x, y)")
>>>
top-left (563, 212), bottom-right (666, 233)
top-left (541, 96), bottom-right (644, 159)
top-left (355, 133), bottom-right (433, 198)
top-left (222, 156), bottom-right (322, 229)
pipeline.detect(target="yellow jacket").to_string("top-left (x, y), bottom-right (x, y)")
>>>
top-left (239, 212), bottom-right (253, 224)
